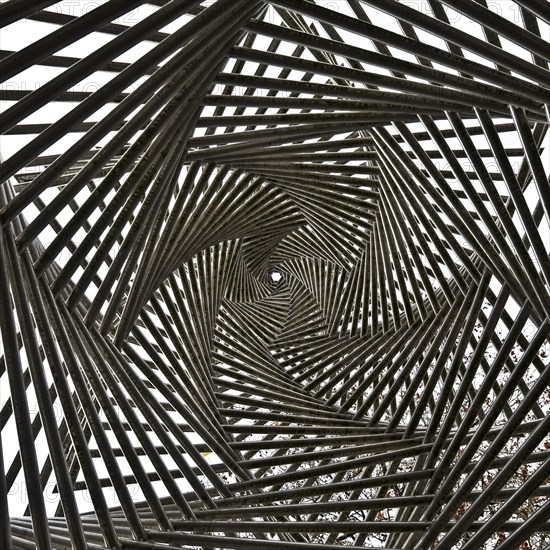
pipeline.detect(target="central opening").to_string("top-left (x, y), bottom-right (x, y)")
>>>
top-left (270, 271), bottom-right (282, 283)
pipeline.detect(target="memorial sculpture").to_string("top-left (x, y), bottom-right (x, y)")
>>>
top-left (0, 1), bottom-right (549, 548)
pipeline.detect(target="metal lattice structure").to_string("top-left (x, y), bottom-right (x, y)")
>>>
top-left (1, 1), bottom-right (550, 549)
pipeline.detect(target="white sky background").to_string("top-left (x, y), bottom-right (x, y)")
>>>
top-left (0, 0), bottom-right (549, 524)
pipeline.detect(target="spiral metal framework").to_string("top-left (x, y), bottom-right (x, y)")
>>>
top-left (1, 1), bottom-right (550, 549)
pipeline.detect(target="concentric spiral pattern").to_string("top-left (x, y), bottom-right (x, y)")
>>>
top-left (1, 1), bottom-right (550, 549)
